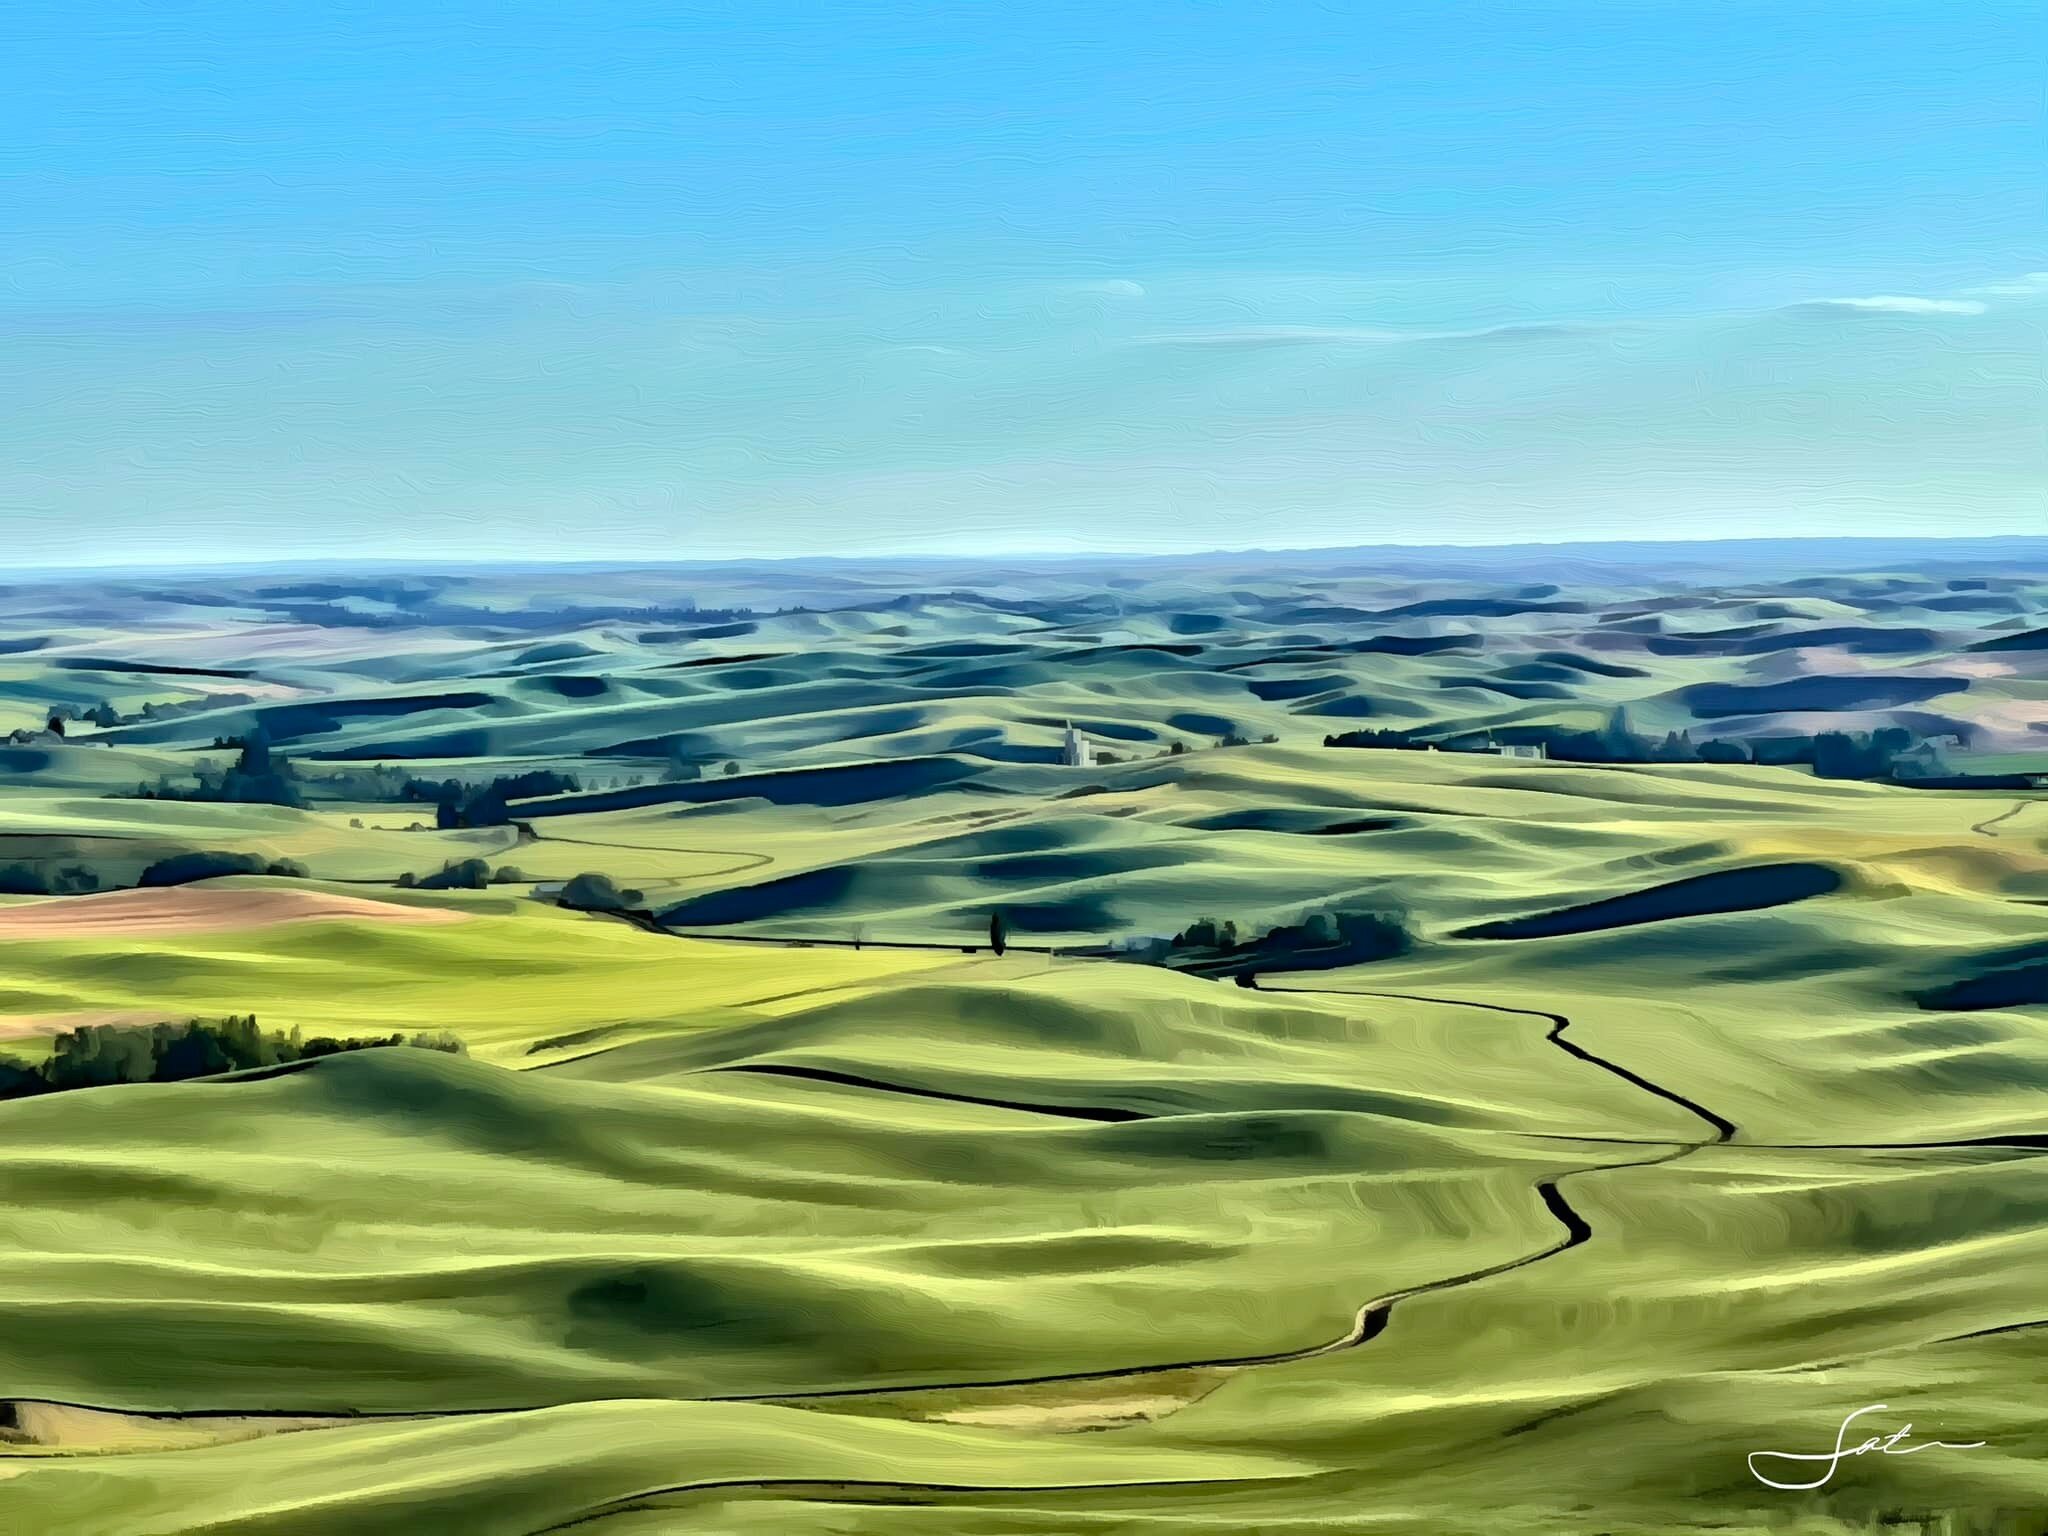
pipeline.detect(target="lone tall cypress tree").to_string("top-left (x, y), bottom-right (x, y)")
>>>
top-left (989, 911), bottom-right (1007, 956)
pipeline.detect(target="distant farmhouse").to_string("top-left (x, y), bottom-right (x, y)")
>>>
top-left (1482, 740), bottom-right (1547, 761)
top-left (1890, 734), bottom-right (1964, 780)
top-left (1060, 722), bottom-right (1095, 768)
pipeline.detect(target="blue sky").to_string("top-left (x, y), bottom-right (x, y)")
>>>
top-left (4, 1), bottom-right (2042, 565)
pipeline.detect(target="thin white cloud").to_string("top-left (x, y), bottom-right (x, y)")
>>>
top-left (1421, 320), bottom-right (1625, 344)
top-left (1805, 295), bottom-right (1988, 316)
top-left (1963, 272), bottom-right (2048, 297)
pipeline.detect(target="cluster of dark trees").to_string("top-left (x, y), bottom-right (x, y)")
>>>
top-left (135, 733), bottom-right (303, 807)
top-left (1322, 727), bottom-right (1419, 751)
top-left (0, 849), bottom-right (310, 896)
top-left (396, 858), bottom-right (527, 890)
top-left (0, 863), bottom-right (102, 896)
top-left (74, 695), bottom-right (257, 731)
top-left (140, 851), bottom-right (308, 886)
top-left (655, 752), bottom-right (742, 782)
top-left (402, 770), bottom-right (580, 828)
top-left (556, 871), bottom-right (645, 911)
top-left (1157, 906), bottom-right (1413, 981)
top-left (1807, 727), bottom-right (1924, 780)
top-left (128, 746), bottom-right (586, 821)
top-left (0, 1016), bottom-right (465, 1101)
top-left (1325, 709), bottom-right (1694, 763)
top-left (1114, 732), bottom-right (1278, 761)
top-left (312, 763), bottom-right (419, 801)
top-left (1324, 711), bottom-right (1940, 782)
top-left (0, 849), bottom-right (308, 895)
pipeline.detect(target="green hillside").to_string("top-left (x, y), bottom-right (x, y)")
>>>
top-left (2, 558), bottom-right (2045, 1534)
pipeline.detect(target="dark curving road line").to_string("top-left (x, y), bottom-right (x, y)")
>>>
top-left (40, 968), bottom-right (2031, 1456)
top-left (689, 981), bottom-right (1736, 1405)
top-left (1262, 985), bottom-right (1735, 1144)
top-left (1971, 799), bottom-right (2034, 838)
top-left (19, 980), bottom-right (2024, 1432)
top-left (2, 936), bottom-right (1734, 1418)
top-left (523, 826), bottom-right (776, 880)
top-left (3, 1142), bottom-right (1678, 1425)
top-left (676, 979), bottom-right (1731, 1403)
top-left (1518, 1130), bottom-right (2048, 1153)
top-left (710, 1139), bottom-right (1693, 1405)
top-left (711, 1062), bottom-right (1150, 1123)
top-left (0, 947), bottom-right (1739, 1429)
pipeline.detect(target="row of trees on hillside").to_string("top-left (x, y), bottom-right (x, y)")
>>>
top-left (1164, 907), bottom-right (1413, 982)
top-left (1003, 907), bottom-right (1416, 980)
top-left (128, 739), bottom-right (597, 820)
top-left (0, 850), bottom-right (306, 895)
top-left (141, 851), bottom-right (309, 885)
top-left (0, 1016), bottom-right (465, 1101)
top-left (1325, 710), bottom-right (1944, 781)
top-left (403, 770), bottom-right (580, 828)
top-left (0, 862), bottom-right (103, 896)
top-left (395, 859), bottom-right (528, 890)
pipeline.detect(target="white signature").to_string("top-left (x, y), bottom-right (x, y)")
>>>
top-left (1748, 1404), bottom-right (1986, 1490)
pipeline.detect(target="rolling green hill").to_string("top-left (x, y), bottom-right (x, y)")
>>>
top-left (2, 556), bottom-right (2044, 1534)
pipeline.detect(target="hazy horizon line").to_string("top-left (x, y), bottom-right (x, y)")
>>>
top-left (11, 530), bottom-right (2048, 582)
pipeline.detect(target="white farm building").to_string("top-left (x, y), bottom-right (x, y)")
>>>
top-left (1060, 722), bottom-right (1095, 768)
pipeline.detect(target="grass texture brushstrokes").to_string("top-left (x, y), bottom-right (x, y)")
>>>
top-left (0, 548), bottom-right (2045, 1534)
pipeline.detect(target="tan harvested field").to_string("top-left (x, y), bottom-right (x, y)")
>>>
top-left (0, 886), bottom-right (468, 941)
top-left (0, 1400), bottom-right (355, 1454)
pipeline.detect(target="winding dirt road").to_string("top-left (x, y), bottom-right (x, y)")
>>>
top-left (524, 1472), bottom-right (1302, 1536)
top-left (708, 981), bottom-right (1737, 1405)
top-left (1971, 798), bottom-right (2036, 837)
top-left (1270, 987), bottom-right (1735, 1143)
